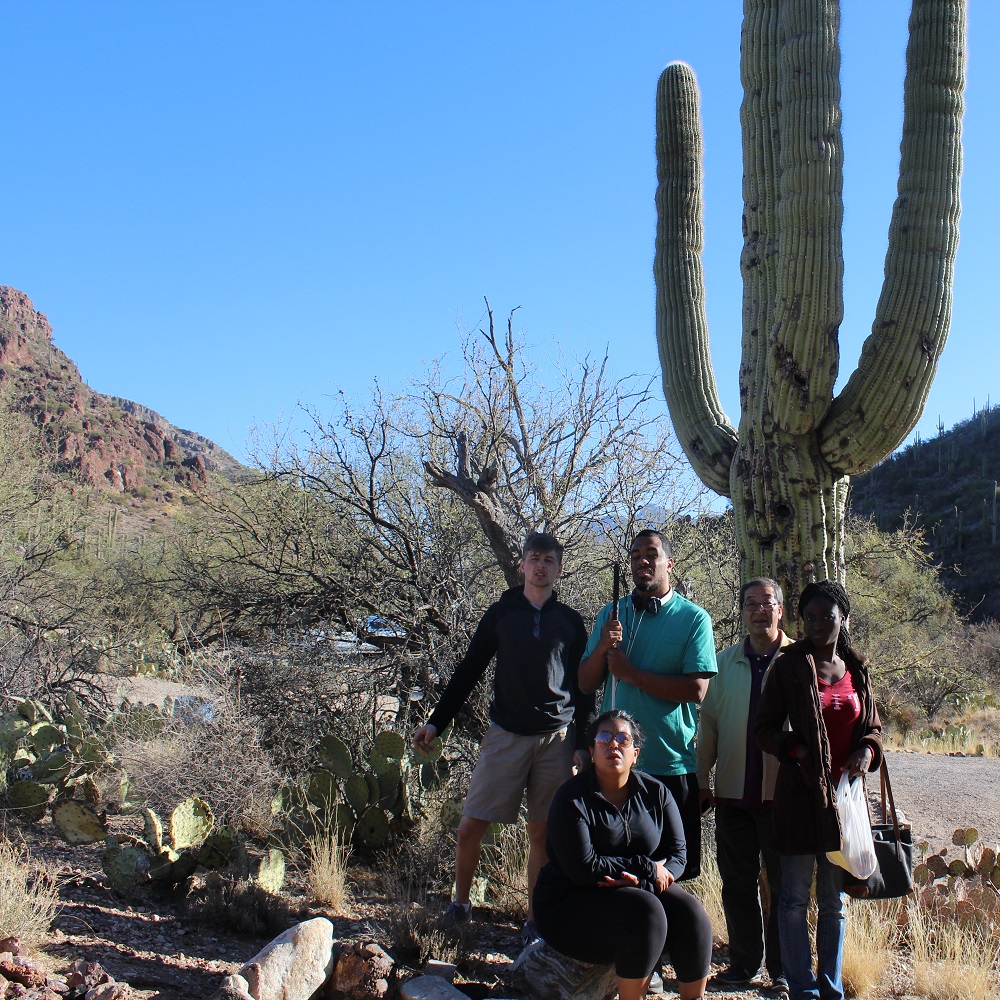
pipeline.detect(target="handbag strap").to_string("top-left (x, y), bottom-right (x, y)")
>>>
top-left (874, 756), bottom-right (907, 860)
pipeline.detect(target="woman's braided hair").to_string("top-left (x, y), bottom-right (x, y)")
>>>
top-left (798, 580), bottom-right (857, 659)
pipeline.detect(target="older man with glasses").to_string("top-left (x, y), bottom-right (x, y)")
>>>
top-left (697, 578), bottom-right (793, 997)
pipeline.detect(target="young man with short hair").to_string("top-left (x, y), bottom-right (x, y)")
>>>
top-left (412, 532), bottom-right (593, 946)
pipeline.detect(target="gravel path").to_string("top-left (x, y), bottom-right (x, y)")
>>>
top-left (877, 749), bottom-right (1000, 850)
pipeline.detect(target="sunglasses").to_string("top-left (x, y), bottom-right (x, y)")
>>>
top-left (594, 731), bottom-right (635, 748)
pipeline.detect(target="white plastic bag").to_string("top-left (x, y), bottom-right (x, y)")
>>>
top-left (827, 771), bottom-right (877, 878)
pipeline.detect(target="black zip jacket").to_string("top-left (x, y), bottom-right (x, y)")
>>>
top-left (534, 767), bottom-right (687, 907)
top-left (426, 586), bottom-right (593, 747)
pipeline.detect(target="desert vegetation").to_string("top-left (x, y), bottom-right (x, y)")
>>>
top-left (1, 326), bottom-right (999, 998)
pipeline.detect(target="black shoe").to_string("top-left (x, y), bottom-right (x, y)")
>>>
top-left (714, 966), bottom-right (758, 986)
top-left (766, 976), bottom-right (789, 998)
top-left (521, 919), bottom-right (541, 949)
top-left (441, 901), bottom-right (472, 928)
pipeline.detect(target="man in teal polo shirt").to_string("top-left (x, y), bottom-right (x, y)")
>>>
top-left (579, 529), bottom-right (717, 878)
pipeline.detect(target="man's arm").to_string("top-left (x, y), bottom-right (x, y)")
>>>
top-left (606, 649), bottom-right (712, 703)
top-left (413, 606), bottom-right (498, 746)
top-left (578, 605), bottom-right (618, 695)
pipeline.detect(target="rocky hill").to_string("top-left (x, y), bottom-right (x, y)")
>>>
top-left (0, 286), bottom-right (242, 499)
top-left (851, 404), bottom-right (1000, 621)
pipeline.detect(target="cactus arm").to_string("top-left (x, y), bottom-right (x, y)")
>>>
top-left (767, 0), bottom-right (844, 434)
top-left (654, 61), bottom-right (738, 497)
top-left (821, 0), bottom-right (966, 474)
top-left (739, 0), bottom-right (783, 429)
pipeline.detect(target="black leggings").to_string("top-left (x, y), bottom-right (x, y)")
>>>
top-left (533, 882), bottom-right (713, 981)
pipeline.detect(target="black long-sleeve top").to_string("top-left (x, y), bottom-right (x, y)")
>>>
top-left (426, 586), bottom-right (593, 747)
top-left (533, 768), bottom-right (687, 907)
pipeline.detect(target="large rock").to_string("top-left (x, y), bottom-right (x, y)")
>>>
top-left (397, 977), bottom-right (466, 1000)
top-left (204, 973), bottom-right (255, 1000)
top-left (240, 918), bottom-right (336, 1000)
top-left (501, 939), bottom-right (616, 1000)
top-left (324, 941), bottom-right (395, 998)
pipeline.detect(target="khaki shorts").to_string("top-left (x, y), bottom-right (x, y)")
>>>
top-left (462, 723), bottom-right (575, 824)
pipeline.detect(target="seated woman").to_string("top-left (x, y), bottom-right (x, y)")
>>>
top-left (533, 709), bottom-right (712, 1000)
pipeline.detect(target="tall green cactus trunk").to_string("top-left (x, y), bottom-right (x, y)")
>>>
top-left (655, 0), bottom-right (965, 608)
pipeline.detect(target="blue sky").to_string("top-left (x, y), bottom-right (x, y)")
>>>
top-left (3, 1), bottom-right (996, 483)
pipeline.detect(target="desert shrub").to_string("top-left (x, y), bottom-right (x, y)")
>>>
top-left (185, 872), bottom-right (298, 937)
top-left (110, 687), bottom-right (280, 832)
top-left (476, 817), bottom-right (529, 921)
top-left (686, 814), bottom-right (725, 938)
top-left (0, 837), bottom-right (60, 944)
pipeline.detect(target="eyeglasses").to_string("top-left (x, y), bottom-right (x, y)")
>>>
top-left (743, 601), bottom-right (780, 611)
top-left (594, 731), bottom-right (635, 748)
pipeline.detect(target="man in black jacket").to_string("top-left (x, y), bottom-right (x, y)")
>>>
top-left (412, 532), bottom-right (593, 944)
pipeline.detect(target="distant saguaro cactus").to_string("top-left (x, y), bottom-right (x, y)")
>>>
top-left (654, 0), bottom-right (966, 605)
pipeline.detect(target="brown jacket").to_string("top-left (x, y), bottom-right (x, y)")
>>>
top-left (753, 639), bottom-right (883, 855)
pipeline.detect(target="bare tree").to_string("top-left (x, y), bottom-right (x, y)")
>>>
top-left (420, 300), bottom-right (700, 587)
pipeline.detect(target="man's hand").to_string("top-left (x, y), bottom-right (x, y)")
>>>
top-left (607, 647), bottom-right (636, 683)
top-left (699, 788), bottom-right (714, 813)
top-left (599, 617), bottom-right (623, 654)
top-left (653, 860), bottom-right (674, 894)
top-left (412, 723), bottom-right (439, 753)
top-left (598, 871), bottom-right (640, 889)
top-left (845, 746), bottom-right (873, 779)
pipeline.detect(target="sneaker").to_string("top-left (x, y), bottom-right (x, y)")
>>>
top-left (647, 970), bottom-right (664, 995)
top-left (441, 901), bottom-right (472, 929)
top-left (714, 966), bottom-right (758, 986)
top-left (767, 976), bottom-right (789, 998)
top-left (521, 919), bottom-right (541, 949)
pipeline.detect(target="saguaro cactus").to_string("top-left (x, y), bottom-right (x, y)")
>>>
top-left (654, 0), bottom-right (965, 603)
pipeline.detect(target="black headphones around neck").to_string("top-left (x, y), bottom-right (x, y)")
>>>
top-left (631, 593), bottom-right (662, 616)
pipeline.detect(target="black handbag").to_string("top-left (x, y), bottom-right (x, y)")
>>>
top-left (843, 758), bottom-right (914, 899)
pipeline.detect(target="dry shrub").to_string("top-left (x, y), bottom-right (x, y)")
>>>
top-left (841, 898), bottom-right (903, 998)
top-left (111, 689), bottom-right (280, 831)
top-left (184, 872), bottom-right (298, 937)
top-left (0, 837), bottom-right (60, 945)
top-left (907, 898), bottom-right (1000, 1000)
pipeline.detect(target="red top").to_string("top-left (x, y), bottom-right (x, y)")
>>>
top-left (819, 670), bottom-right (861, 777)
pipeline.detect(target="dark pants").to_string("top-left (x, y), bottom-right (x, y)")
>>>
top-left (655, 772), bottom-right (701, 880)
top-left (535, 883), bottom-right (713, 981)
top-left (716, 801), bottom-right (782, 979)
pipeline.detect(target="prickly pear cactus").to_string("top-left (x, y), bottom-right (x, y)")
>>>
top-left (345, 773), bottom-right (370, 814)
top-left (6, 780), bottom-right (50, 823)
top-left (104, 842), bottom-right (152, 897)
top-left (307, 770), bottom-right (339, 808)
top-left (410, 736), bottom-right (443, 764)
top-left (372, 730), bottom-right (407, 760)
top-left (255, 848), bottom-right (286, 894)
top-left (317, 734), bottom-right (353, 778)
top-left (356, 806), bottom-right (390, 848)
top-left (169, 797), bottom-right (214, 850)
top-left (440, 798), bottom-right (464, 830)
top-left (198, 828), bottom-right (241, 870)
top-left (52, 800), bottom-right (108, 845)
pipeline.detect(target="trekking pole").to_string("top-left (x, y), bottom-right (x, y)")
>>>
top-left (610, 562), bottom-right (620, 708)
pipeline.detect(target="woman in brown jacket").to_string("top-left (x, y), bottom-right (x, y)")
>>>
top-left (754, 581), bottom-right (882, 1000)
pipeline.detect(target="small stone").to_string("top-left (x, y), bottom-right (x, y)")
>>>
top-left (423, 960), bottom-right (456, 983)
top-left (398, 976), bottom-right (468, 1000)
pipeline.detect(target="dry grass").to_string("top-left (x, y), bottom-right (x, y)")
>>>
top-left (307, 826), bottom-right (353, 911)
top-left (0, 837), bottom-right (60, 945)
top-left (907, 898), bottom-right (1000, 1000)
top-left (842, 898), bottom-right (903, 998)
top-left (478, 818), bottom-right (529, 920)
top-left (688, 820), bottom-right (725, 937)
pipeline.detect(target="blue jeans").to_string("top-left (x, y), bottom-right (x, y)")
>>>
top-left (778, 853), bottom-right (845, 1000)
